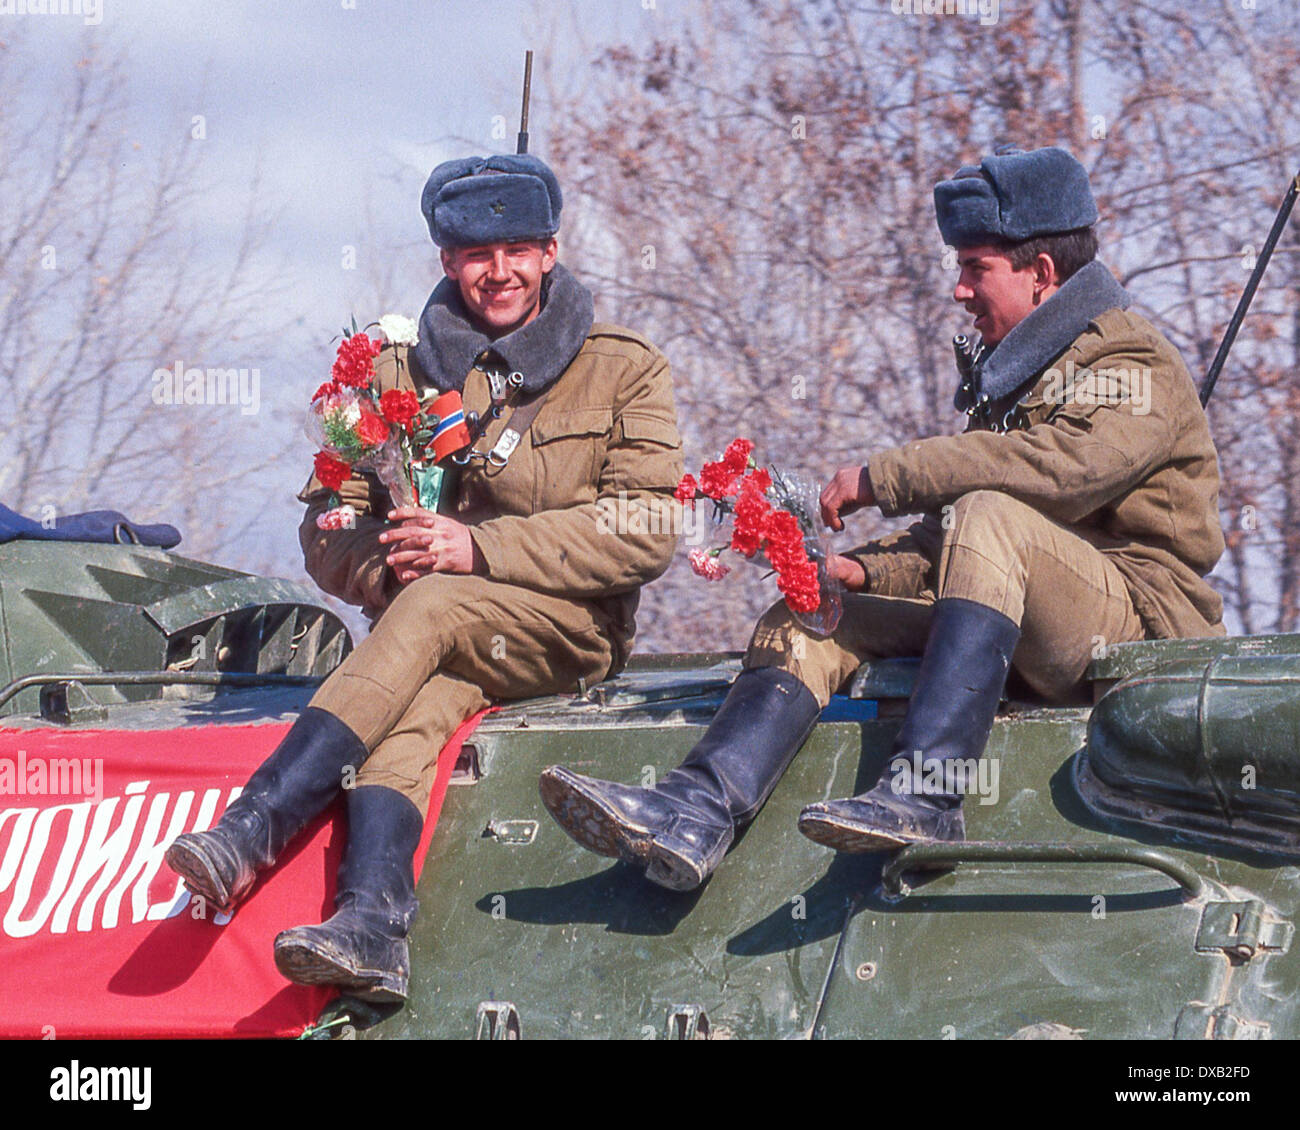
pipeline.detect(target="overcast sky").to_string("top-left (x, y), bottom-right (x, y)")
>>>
top-left (22, 0), bottom-right (661, 298)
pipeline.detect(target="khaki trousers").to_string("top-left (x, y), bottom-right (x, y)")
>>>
top-left (745, 489), bottom-right (1146, 706)
top-left (309, 574), bottom-right (616, 816)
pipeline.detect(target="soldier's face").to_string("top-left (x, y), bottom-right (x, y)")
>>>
top-left (441, 238), bottom-right (558, 336)
top-left (953, 245), bottom-right (1053, 346)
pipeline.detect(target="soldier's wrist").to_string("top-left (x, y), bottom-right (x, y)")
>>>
top-left (468, 533), bottom-right (489, 576)
top-left (858, 466), bottom-right (876, 508)
top-left (831, 553), bottom-right (869, 593)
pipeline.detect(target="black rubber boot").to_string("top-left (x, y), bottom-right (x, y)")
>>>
top-left (273, 785), bottom-right (422, 1003)
top-left (540, 667), bottom-right (821, 891)
top-left (164, 707), bottom-right (368, 913)
top-left (799, 598), bottom-right (1020, 854)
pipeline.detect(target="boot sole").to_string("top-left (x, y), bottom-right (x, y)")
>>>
top-left (538, 769), bottom-right (655, 866)
top-left (164, 836), bottom-right (240, 914)
top-left (274, 930), bottom-right (408, 1004)
top-left (797, 811), bottom-right (911, 854)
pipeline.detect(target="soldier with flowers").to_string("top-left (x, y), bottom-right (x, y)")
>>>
top-left (540, 146), bottom-right (1225, 889)
top-left (166, 153), bottom-right (683, 1001)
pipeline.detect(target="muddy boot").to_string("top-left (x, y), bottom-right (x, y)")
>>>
top-left (273, 785), bottom-right (422, 1003)
top-left (540, 667), bottom-right (821, 891)
top-left (164, 707), bottom-right (367, 913)
top-left (799, 598), bottom-right (1019, 854)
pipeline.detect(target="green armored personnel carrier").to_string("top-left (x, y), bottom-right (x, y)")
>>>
top-left (1, 537), bottom-right (1295, 1040)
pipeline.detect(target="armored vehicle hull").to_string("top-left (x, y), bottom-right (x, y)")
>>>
top-left (1, 542), bottom-right (1296, 1039)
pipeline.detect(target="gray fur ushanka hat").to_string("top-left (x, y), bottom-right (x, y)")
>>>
top-left (934, 146), bottom-right (1098, 247)
top-left (421, 154), bottom-right (562, 248)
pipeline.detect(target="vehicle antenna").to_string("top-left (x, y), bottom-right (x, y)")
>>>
top-left (1200, 166), bottom-right (1300, 406)
top-left (516, 50), bottom-right (533, 155)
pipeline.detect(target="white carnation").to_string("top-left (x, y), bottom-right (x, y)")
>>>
top-left (324, 399), bottom-right (362, 427)
top-left (377, 314), bottom-right (419, 346)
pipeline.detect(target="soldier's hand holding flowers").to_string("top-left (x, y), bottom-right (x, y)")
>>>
top-left (825, 553), bottom-right (868, 592)
top-left (381, 507), bottom-right (484, 583)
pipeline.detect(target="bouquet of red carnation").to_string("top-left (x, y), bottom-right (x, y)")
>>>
top-left (676, 437), bottom-right (843, 634)
top-left (305, 315), bottom-right (470, 528)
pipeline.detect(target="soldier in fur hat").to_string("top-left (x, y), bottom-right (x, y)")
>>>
top-left (166, 153), bottom-right (683, 999)
top-left (540, 146), bottom-right (1225, 886)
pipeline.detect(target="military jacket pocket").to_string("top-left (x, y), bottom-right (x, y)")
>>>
top-left (613, 410), bottom-right (684, 490)
top-left (528, 407), bottom-right (613, 509)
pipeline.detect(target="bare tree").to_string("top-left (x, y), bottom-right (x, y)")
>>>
top-left (0, 34), bottom-right (288, 563)
top-left (522, 0), bottom-right (1300, 648)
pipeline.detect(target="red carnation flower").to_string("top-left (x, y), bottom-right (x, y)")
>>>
top-left (722, 437), bottom-right (755, 475)
top-left (761, 509), bottom-right (804, 569)
top-left (311, 380), bottom-right (340, 403)
top-left (757, 507), bottom-right (822, 613)
top-left (314, 451), bottom-right (351, 492)
top-left (355, 408), bottom-right (391, 447)
top-left (778, 559), bottom-right (822, 613)
top-left (731, 486), bottom-right (772, 558)
top-left (677, 436), bottom-right (828, 618)
top-left (741, 466), bottom-right (772, 495)
top-left (698, 459), bottom-right (740, 500)
top-left (380, 388), bottom-right (420, 428)
top-left (331, 332), bottom-right (383, 388)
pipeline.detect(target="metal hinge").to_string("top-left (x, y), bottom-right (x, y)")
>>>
top-left (1175, 1003), bottom-right (1269, 1040)
top-left (475, 1001), bottom-right (521, 1040)
top-left (665, 1004), bottom-right (710, 1041)
top-left (1195, 900), bottom-right (1293, 959)
top-left (483, 819), bottom-right (539, 845)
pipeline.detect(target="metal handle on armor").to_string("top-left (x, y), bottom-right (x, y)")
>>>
top-left (881, 840), bottom-right (1206, 900)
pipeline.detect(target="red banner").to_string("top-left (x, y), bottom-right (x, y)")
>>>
top-left (0, 711), bottom-right (486, 1038)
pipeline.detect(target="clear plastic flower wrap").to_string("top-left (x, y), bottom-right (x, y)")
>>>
top-left (303, 387), bottom-right (414, 508)
top-left (677, 438), bottom-right (844, 636)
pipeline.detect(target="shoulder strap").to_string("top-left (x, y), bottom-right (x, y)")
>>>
top-left (482, 382), bottom-right (556, 466)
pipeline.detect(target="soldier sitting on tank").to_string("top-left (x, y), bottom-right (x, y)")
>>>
top-left (540, 145), bottom-right (1226, 889)
top-left (165, 153), bottom-right (683, 1000)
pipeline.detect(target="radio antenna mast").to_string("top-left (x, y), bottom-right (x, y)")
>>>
top-left (516, 50), bottom-right (533, 155)
top-left (1200, 168), bottom-right (1300, 406)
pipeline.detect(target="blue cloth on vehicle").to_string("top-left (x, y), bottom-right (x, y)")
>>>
top-left (0, 503), bottom-right (181, 548)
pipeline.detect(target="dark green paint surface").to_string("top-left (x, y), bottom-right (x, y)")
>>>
top-left (3, 546), bottom-right (1298, 1040)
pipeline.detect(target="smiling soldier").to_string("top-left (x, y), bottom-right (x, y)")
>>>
top-left (165, 153), bottom-right (683, 999)
top-left (540, 145), bottom-right (1225, 886)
